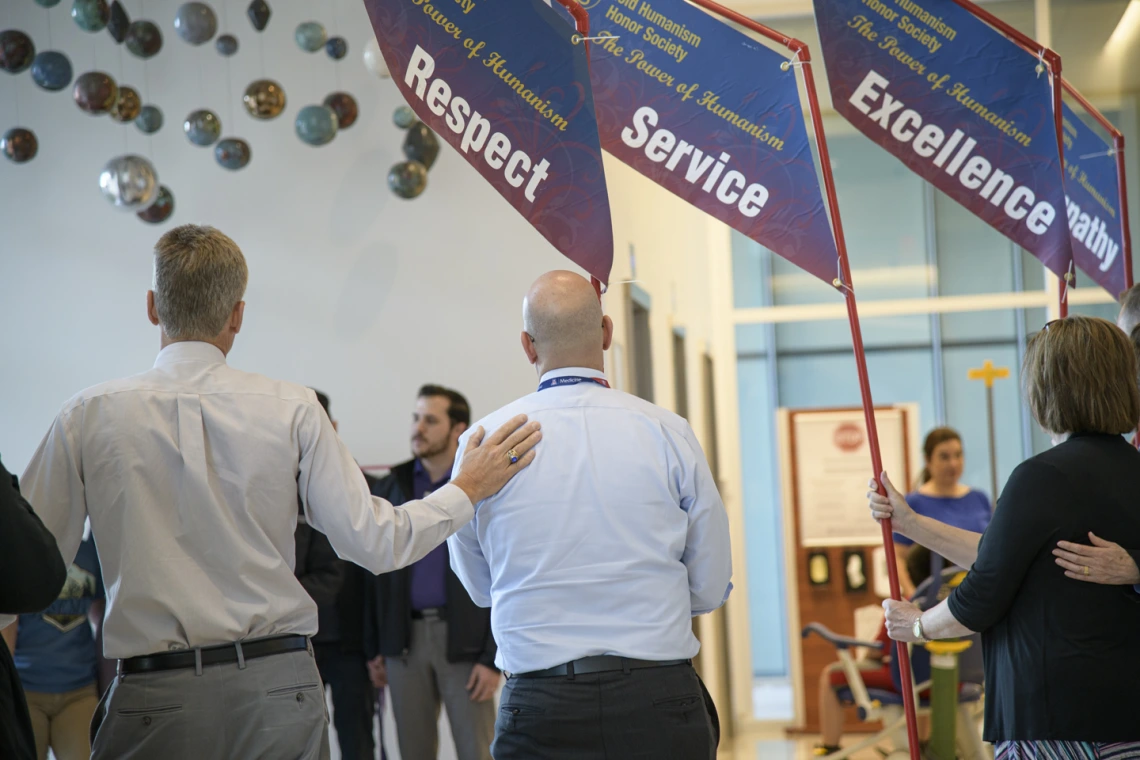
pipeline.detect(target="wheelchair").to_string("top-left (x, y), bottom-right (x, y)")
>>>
top-left (802, 567), bottom-right (990, 760)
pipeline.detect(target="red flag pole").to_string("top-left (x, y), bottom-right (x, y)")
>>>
top-left (1052, 66), bottom-right (1071, 318)
top-left (680, 1), bottom-right (921, 755)
top-left (951, 0), bottom-right (1070, 316)
top-left (553, 0), bottom-right (608, 301)
top-left (1119, 133), bottom-right (1135, 292)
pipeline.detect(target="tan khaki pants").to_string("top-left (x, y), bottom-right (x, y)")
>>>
top-left (25, 683), bottom-right (100, 760)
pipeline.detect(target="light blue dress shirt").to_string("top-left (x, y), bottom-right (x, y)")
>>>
top-left (447, 366), bottom-right (733, 674)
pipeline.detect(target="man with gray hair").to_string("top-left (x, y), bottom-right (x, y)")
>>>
top-left (448, 270), bottom-right (731, 759)
top-left (16, 225), bottom-right (541, 759)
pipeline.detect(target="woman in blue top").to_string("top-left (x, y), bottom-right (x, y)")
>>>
top-left (894, 427), bottom-right (992, 596)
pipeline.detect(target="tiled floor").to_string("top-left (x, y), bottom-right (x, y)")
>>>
top-left (724, 730), bottom-right (897, 760)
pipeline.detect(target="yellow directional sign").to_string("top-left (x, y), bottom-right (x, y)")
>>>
top-left (967, 360), bottom-right (1010, 389)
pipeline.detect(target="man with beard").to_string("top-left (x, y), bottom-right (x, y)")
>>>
top-left (365, 386), bottom-right (498, 760)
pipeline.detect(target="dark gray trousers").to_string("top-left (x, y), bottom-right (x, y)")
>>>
top-left (491, 662), bottom-right (717, 760)
top-left (90, 647), bottom-right (329, 760)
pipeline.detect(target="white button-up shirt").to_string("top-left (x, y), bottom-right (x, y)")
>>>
top-left (15, 342), bottom-right (473, 659)
top-left (447, 366), bottom-right (732, 674)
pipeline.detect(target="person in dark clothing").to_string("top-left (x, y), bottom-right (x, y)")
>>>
top-left (365, 385), bottom-right (498, 760)
top-left (294, 390), bottom-right (378, 760)
top-left (0, 457), bottom-right (67, 760)
top-left (874, 316), bottom-right (1140, 755)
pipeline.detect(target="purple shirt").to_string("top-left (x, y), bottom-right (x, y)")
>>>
top-left (409, 459), bottom-right (451, 610)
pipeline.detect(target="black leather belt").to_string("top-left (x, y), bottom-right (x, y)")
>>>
top-left (410, 606), bottom-right (446, 620)
top-left (119, 634), bottom-right (309, 675)
top-left (510, 655), bottom-right (691, 679)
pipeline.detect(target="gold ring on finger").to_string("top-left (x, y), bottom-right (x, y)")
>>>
top-left (508, 448), bottom-right (519, 464)
top-left (1083, 566), bottom-right (1090, 576)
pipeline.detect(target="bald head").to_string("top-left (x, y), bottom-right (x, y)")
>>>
top-left (521, 271), bottom-right (611, 374)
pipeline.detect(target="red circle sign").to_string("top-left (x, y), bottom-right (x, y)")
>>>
top-left (833, 422), bottom-right (864, 452)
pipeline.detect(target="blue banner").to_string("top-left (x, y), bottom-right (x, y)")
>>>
top-left (1061, 102), bottom-right (1126, 298)
top-left (363, 0), bottom-right (614, 284)
top-left (813, 0), bottom-right (1073, 278)
top-left (568, 0), bottom-right (839, 283)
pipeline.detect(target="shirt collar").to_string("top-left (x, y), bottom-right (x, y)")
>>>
top-left (413, 458), bottom-right (449, 487)
top-left (154, 341), bottom-right (227, 368)
top-left (538, 366), bottom-right (607, 385)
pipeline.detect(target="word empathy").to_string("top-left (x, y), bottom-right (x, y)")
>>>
top-left (405, 46), bottom-right (550, 201)
top-left (850, 70), bottom-right (1057, 236)
top-left (622, 105), bottom-right (769, 216)
top-left (1065, 196), bottom-right (1120, 273)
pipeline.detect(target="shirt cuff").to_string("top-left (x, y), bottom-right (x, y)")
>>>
top-left (692, 582), bottom-right (733, 616)
top-left (424, 483), bottom-right (475, 525)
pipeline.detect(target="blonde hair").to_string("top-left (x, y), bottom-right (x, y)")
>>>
top-left (153, 225), bottom-right (248, 341)
top-left (1023, 316), bottom-right (1140, 436)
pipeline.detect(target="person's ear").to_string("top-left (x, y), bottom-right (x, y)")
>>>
top-left (452, 421), bottom-right (468, 444)
top-left (230, 301), bottom-right (245, 335)
top-left (602, 315), bottom-right (614, 352)
top-left (147, 291), bottom-right (160, 326)
top-left (521, 331), bottom-right (539, 365)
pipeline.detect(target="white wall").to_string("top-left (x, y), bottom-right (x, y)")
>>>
top-left (1, 0), bottom-right (576, 470)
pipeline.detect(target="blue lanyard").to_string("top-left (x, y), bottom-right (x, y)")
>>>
top-left (537, 375), bottom-right (611, 392)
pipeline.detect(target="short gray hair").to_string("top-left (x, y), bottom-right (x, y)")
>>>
top-left (153, 225), bottom-right (248, 341)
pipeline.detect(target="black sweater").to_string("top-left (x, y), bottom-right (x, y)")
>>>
top-left (363, 460), bottom-right (497, 669)
top-left (948, 433), bottom-right (1140, 743)
top-left (0, 458), bottom-right (67, 760)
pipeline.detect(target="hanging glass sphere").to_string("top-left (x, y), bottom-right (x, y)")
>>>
top-left (387, 160), bottom-right (427, 199)
top-left (174, 2), bottom-right (217, 45)
top-left (214, 137), bottom-right (251, 170)
top-left (107, 1), bottom-right (130, 43)
top-left (403, 121), bottom-right (439, 170)
top-left (216, 34), bottom-right (238, 56)
top-left (393, 105), bottom-right (415, 129)
top-left (98, 154), bottom-right (159, 210)
top-left (1, 128), bottom-right (38, 163)
top-left (0, 31), bottom-right (35, 74)
top-left (323, 92), bottom-right (357, 130)
top-left (325, 36), bottom-right (347, 60)
top-left (110, 85), bottom-right (141, 122)
top-left (242, 79), bottom-right (285, 119)
top-left (363, 37), bottom-right (388, 78)
top-left (73, 71), bottom-right (118, 114)
top-left (295, 104), bottom-right (337, 146)
top-left (136, 104), bottom-right (163, 133)
top-left (31, 50), bottom-right (72, 91)
top-left (183, 109), bottom-right (221, 146)
top-left (137, 185), bottom-right (174, 224)
top-left (125, 20), bottom-right (162, 58)
top-left (294, 22), bottom-right (326, 53)
top-left (72, 0), bottom-right (110, 32)
top-left (246, 0), bottom-right (270, 32)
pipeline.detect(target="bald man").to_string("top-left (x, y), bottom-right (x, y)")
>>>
top-left (447, 271), bottom-right (731, 759)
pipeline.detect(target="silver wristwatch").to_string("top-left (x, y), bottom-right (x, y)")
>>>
top-left (912, 616), bottom-right (928, 643)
